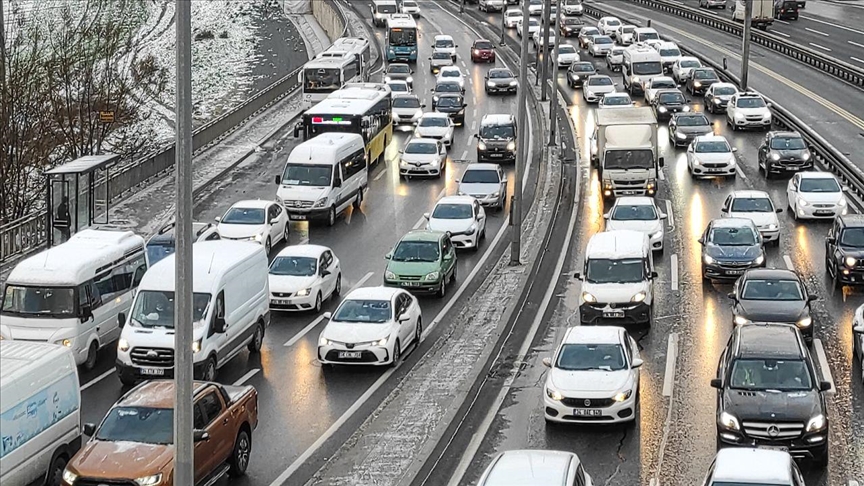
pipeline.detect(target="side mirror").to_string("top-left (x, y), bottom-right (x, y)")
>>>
top-left (268, 217), bottom-right (276, 224)
top-left (462, 103), bottom-right (468, 108)
top-left (323, 311), bottom-right (332, 319)
top-left (727, 292), bottom-right (736, 300)
top-left (853, 324), bottom-right (864, 333)
top-left (502, 176), bottom-right (508, 183)
top-left (213, 316), bottom-right (227, 334)
top-left (82, 423), bottom-right (96, 436)
top-left (385, 252), bottom-right (392, 260)
top-left (214, 216), bottom-right (221, 223)
top-left (473, 133), bottom-right (479, 139)
top-left (428, 57), bottom-right (432, 60)
top-left (658, 156), bottom-right (665, 167)
top-left (193, 430), bottom-right (210, 442)
top-left (697, 237), bottom-right (704, 245)
top-left (775, 208), bottom-right (783, 213)
top-left (118, 313), bottom-right (126, 328)
top-left (275, 175), bottom-right (282, 185)
top-left (80, 305), bottom-right (93, 322)
top-left (603, 213), bottom-right (610, 219)
top-left (573, 272), bottom-right (582, 279)
top-left (651, 271), bottom-right (659, 279)
top-left (826, 236), bottom-right (836, 244)
top-left (542, 357), bottom-right (552, 368)
top-left (321, 269), bottom-right (331, 277)
top-left (632, 358), bottom-right (644, 368)
top-left (819, 381), bottom-right (832, 392)
top-left (334, 178), bottom-right (342, 188)
top-left (766, 102), bottom-right (773, 108)
top-left (660, 213), bottom-right (668, 220)
top-left (842, 186), bottom-right (849, 192)
top-left (710, 378), bottom-right (722, 389)
top-left (421, 103), bottom-right (427, 108)
top-left (423, 212), bottom-right (430, 219)
top-left (807, 294), bottom-right (818, 302)
top-left (293, 122), bottom-right (301, 138)
top-left (398, 312), bottom-right (410, 322)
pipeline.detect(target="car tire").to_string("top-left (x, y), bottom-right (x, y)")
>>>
top-left (314, 292), bottom-right (322, 313)
top-left (248, 322), bottom-right (264, 353)
top-left (327, 206), bottom-right (336, 227)
top-left (228, 429), bottom-right (252, 477)
top-left (415, 318), bottom-right (423, 346)
top-left (83, 341), bottom-right (98, 371)
top-left (119, 372), bottom-right (138, 387)
top-left (45, 453), bottom-right (67, 486)
top-left (391, 339), bottom-right (402, 366)
top-left (334, 274), bottom-right (342, 297)
top-left (265, 237), bottom-right (271, 255)
top-left (353, 189), bottom-right (363, 209)
top-left (201, 356), bottom-right (217, 382)
top-left (437, 278), bottom-right (447, 298)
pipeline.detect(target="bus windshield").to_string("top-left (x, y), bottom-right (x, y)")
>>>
top-left (304, 68), bottom-right (341, 93)
top-left (2, 285), bottom-right (76, 317)
top-left (389, 28), bottom-right (417, 46)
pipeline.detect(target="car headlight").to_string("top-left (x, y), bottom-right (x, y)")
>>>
top-left (632, 76), bottom-right (640, 83)
top-left (296, 288), bottom-right (311, 297)
top-left (318, 335), bottom-right (330, 346)
top-left (473, 49), bottom-right (479, 55)
top-left (407, 76), bottom-right (413, 84)
top-left (767, 224), bottom-right (778, 230)
top-left (806, 414), bottom-right (826, 432)
top-left (770, 153), bottom-right (780, 161)
top-left (510, 80), bottom-right (518, 86)
top-left (613, 389), bottom-right (633, 402)
top-left (57, 338), bottom-right (73, 348)
top-left (414, 109), bottom-right (422, 119)
top-left (703, 254), bottom-right (715, 265)
top-left (802, 152), bottom-right (811, 160)
top-left (797, 316), bottom-right (812, 328)
top-left (487, 80), bottom-right (494, 87)
top-left (676, 131), bottom-right (687, 139)
top-left (650, 230), bottom-right (663, 239)
top-left (631, 291), bottom-right (647, 303)
top-left (424, 271), bottom-right (440, 281)
top-left (733, 315), bottom-right (751, 326)
top-left (374, 337), bottom-right (389, 347)
top-left (713, 98), bottom-right (721, 104)
top-left (754, 254), bottom-right (765, 265)
top-left (62, 469), bottom-right (78, 485)
top-left (658, 107), bottom-right (667, 113)
top-left (581, 291), bottom-right (597, 303)
top-left (798, 198), bottom-right (808, 207)
top-left (734, 112), bottom-right (744, 120)
top-left (385, 270), bottom-right (397, 280)
top-left (506, 141), bottom-right (516, 151)
top-left (846, 256), bottom-right (857, 267)
top-left (410, 49), bottom-right (417, 54)
top-left (134, 474), bottom-right (163, 486)
top-left (117, 338), bottom-right (130, 352)
top-left (839, 197), bottom-right (847, 207)
top-left (694, 81), bottom-right (702, 87)
top-left (719, 411), bottom-right (740, 431)
top-left (253, 232), bottom-right (264, 242)
top-left (491, 192), bottom-right (501, 198)
top-left (313, 197), bottom-right (328, 208)
top-left (385, 76), bottom-right (392, 82)
top-left (478, 141), bottom-right (487, 151)
top-left (546, 386), bottom-right (564, 401)
top-left (192, 339), bottom-right (201, 353)
top-left (466, 224), bottom-right (477, 236)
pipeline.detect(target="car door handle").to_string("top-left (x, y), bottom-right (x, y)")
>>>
top-left (223, 418), bottom-right (229, 425)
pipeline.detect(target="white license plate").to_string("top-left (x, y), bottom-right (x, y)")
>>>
top-left (758, 445), bottom-right (788, 452)
top-left (289, 214), bottom-right (307, 221)
top-left (603, 310), bottom-right (625, 318)
top-left (620, 190), bottom-right (637, 195)
top-left (705, 168), bottom-right (725, 173)
top-left (814, 210), bottom-right (834, 215)
top-left (338, 351), bottom-right (362, 359)
top-left (140, 368), bottom-right (165, 376)
top-left (725, 270), bottom-right (745, 275)
top-left (401, 282), bottom-right (421, 287)
top-left (271, 299), bottom-right (290, 305)
top-left (573, 408), bottom-right (602, 417)
top-left (490, 153), bottom-right (503, 157)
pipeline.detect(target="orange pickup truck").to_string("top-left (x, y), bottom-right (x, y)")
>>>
top-left (60, 380), bottom-right (258, 486)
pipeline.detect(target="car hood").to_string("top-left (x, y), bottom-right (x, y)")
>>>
top-left (693, 152), bottom-right (735, 164)
top-left (728, 212), bottom-right (778, 227)
top-left (605, 220), bottom-right (662, 235)
top-left (70, 440), bottom-right (173, 480)
top-left (393, 106), bottom-right (420, 116)
top-left (322, 321), bottom-right (391, 344)
top-left (798, 191), bottom-right (843, 204)
top-left (386, 73), bottom-right (411, 81)
top-left (549, 368), bottom-right (631, 394)
top-left (586, 85), bottom-right (616, 94)
top-left (677, 125), bottom-right (713, 135)
top-left (278, 185), bottom-right (328, 203)
top-left (736, 299), bottom-right (807, 322)
top-left (581, 281), bottom-right (648, 304)
top-left (838, 246), bottom-right (864, 258)
top-left (488, 77), bottom-right (516, 85)
top-left (705, 243), bottom-right (761, 261)
top-left (428, 218), bottom-right (475, 234)
top-left (387, 259), bottom-right (440, 277)
top-left (771, 149), bottom-right (808, 159)
top-left (218, 223), bottom-right (265, 239)
top-left (401, 153), bottom-right (440, 165)
top-left (269, 274), bottom-right (318, 293)
top-left (735, 107), bottom-right (769, 116)
top-left (416, 126), bottom-right (451, 137)
top-left (459, 182), bottom-right (501, 196)
top-left (721, 388), bottom-right (821, 422)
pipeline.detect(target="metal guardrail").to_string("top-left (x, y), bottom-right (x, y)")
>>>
top-left (606, 0), bottom-right (864, 88)
top-left (0, 0), bottom-right (347, 265)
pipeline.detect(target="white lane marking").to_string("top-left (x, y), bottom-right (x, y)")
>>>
top-left (460, 149), bottom-right (469, 160)
top-left (81, 368), bottom-right (116, 391)
top-left (662, 333), bottom-right (679, 397)
top-left (232, 368), bottom-right (260, 386)
top-left (804, 16), bottom-right (864, 36)
top-left (349, 271), bottom-right (375, 293)
top-left (805, 27), bottom-right (830, 37)
top-left (809, 42), bottom-right (832, 52)
top-left (849, 40), bottom-right (864, 49)
top-left (658, 169), bottom-right (666, 180)
top-left (374, 168), bottom-right (389, 181)
top-left (671, 254), bottom-right (679, 291)
top-left (852, 56), bottom-right (864, 65)
top-left (775, 19), bottom-right (789, 25)
top-left (283, 315), bottom-right (326, 347)
top-left (665, 199), bottom-right (674, 229)
top-left (298, 234), bottom-right (309, 245)
top-left (773, 31), bottom-right (790, 38)
top-left (437, 186), bottom-right (447, 200)
top-left (413, 215), bottom-right (427, 230)
top-left (472, 108), bottom-right (478, 116)
top-left (471, 120), bottom-right (477, 131)
top-left (649, 480), bottom-right (660, 486)
top-left (783, 255), bottom-right (795, 271)
top-left (813, 339), bottom-right (836, 395)
top-left (736, 165), bottom-right (748, 180)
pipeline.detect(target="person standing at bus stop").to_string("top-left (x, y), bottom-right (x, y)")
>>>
top-left (54, 196), bottom-right (71, 242)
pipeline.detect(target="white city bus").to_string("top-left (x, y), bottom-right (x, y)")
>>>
top-left (325, 37), bottom-right (371, 75)
top-left (300, 37), bottom-right (372, 109)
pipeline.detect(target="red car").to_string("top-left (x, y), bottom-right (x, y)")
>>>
top-left (470, 39), bottom-right (496, 63)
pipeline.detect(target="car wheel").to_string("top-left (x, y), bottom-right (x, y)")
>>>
top-left (247, 322), bottom-right (264, 353)
top-left (313, 292), bottom-right (322, 313)
top-left (83, 341), bottom-right (98, 371)
top-left (283, 224), bottom-right (290, 244)
top-left (353, 189), bottom-right (363, 209)
top-left (228, 429), bottom-right (251, 477)
top-left (327, 206), bottom-right (336, 227)
top-left (437, 278), bottom-right (447, 298)
top-left (391, 339), bottom-right (402, 366)
top-left (264, 237), bottom-right (271, 255)
top-left (415, 317), bottom-right (423, 345)
top-left (334, 274), bottom-right (342, 297)
top-left (46, 454), bottom-right (67, 486)
top-left (791, 201), bottom-right (798, 220)
top-left (202, 356), bottom-right (217, 382)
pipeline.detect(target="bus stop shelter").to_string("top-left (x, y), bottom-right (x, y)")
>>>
top-left (45, 154), bottom-right (120, 247)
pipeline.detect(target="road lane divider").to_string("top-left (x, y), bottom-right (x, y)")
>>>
top-left (812, 338), bottom-right (837, 395)
top-left (773, 31), bottom-right (790, 38)
top-left (783, 254), bottom-right (795, 271)
top-left (665, 199), bottom-right (675, 229)
top-left (810, 42), bottom-right (833, 52)
top-left (81, 368), bottom-right (116, 392)
top-left (671, 254), bottom-right (679, 291)
top-left (805, 16), bottom-right (864, 36)
top-left (283, 315), bottom-right (327, 347)
top-left (735, 164), bottom-right (748, 180)
top-left (662, 333), bottom-right (679, 397)
top-left (232, 368), bottom-right (260, 386)
top-left (850, 41), bottom-right (864, 49)
top-left (805, 27), bottom-right (829, 37)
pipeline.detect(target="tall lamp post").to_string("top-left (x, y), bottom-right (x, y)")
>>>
top-left (548, 2), bottom-right (562, 146)
top-left (741, 0), bottom-right (753, 90)
top-left (512, 0), bottom-right (532, 265)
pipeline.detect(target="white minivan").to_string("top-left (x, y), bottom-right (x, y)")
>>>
top-left (115, 240), bottom-right (270, 385)
top-left (0, 229), bottom-right (146, 370)
top-left (0, 341), bottom-right (81, 486)
top-left (275, 132), bottom-right (368, 227)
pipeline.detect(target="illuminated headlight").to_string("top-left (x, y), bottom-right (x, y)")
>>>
top-left (473, 49), bottom-right (479, 55)
top-left (658, 107), bottom-right (667, 113)
top-left (413, 109), bottom-right (423, 119)
top-left (734, 112), bottom-right (745, 120)
top-left (770, 153), bottom-right (780, 161)
top-left (318, 336), bottom-right (330, 346)
top-left (650, 230), bottom-right (663, 239)
top-left (806, 414), bottom-right (826, 431)
top-left (703, 254), bottom-right (715, 265)
top-left (410, 49), bottom-right (417, 54)
top-left (763, 112), bottom-right (771, 120)
top-left (713, 98), bottom-right (721, 104)
top-left (510, 80), bottom-right (518, 86)
top-left (313, 197), bottom-right (328, 208)
top-left (253, 232), bottom-right (264, 242)
top-left (506, 141), bottom-right (516, 151)
top-left (767, 224), bottom-right (778, 230)
top-left (63, 469), bottom-right (78, 485)
top-left (694, 81), bottom-right (702, 87)
top-left (676, 131), bottom-right (687, 139)
top-left (296, 288), bottom-right (311, 297)
top-left (433, 95), bottom-right (440, 102)
top-left (581, 291), bottom-right (597, 303)
top-left (478, 141), bottom-right (487, 151)
top-left (733, 315), bottom-right (751, 326)
top-left (487, 80), bottom-right (495, 87)
top-left (613, 389), bottom-right (633, 402)
top-left (424, 271), bottom-right (440, 281)
top-left (134, 474), bottom-right (163, 486)
top-left (406, 76), bottom-right (413, 84)
top-left (632, 76), bottom-right (640, 84)
top-left (797, 316), bottom-right (812, 328)
top-left (631, 291), bottom-right (647, 303)
top-left (846, 256), bottom-right (857, 267)
top-left (839, 198), bottom-right (847, 207)
top-left (374, 337), bottom-right (389, 347)
top-left (802, 152), bottom-right (811, 160)
top-left (798, 198), bottom-right (808, 207)
top-left (719, 411), bottom-right (740, 431)
top-left (754, 254), bottom-right (765, 265)
top-left (546, 386), bottom-right (564, 401)
top-left (192, 339), bottom-right (201, 353)
top-left (57, 338), bottom-right (73, 348)
top-left (385, 76), bottom-right (392, 82)
top-left (118, 338), bottom-right (130, 352)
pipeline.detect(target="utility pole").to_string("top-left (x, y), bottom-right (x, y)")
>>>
top-left (741, 0), bottom-right (753, 91)
top-left (548, 1), bottom-right (562, 146)
top-left (500, 3), bottom-right (507, 46)
top-left (460, 0), bottom-right (465, 14)
top-left (174, 1), bottom-right (194, 486)
top-left (512, 0), bottom-right (531, 265)
top-left (539, 0), bottom-right (552, 100)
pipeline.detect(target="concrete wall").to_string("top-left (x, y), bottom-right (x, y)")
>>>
top-left (311, 0), bottom-right (346, 41)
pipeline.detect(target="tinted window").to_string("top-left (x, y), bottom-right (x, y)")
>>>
top-left (198, 392), bottom-right (223, 424)
top-left (659, 48), bottom-right (680, 57)
top-left (737, 97), bottom-right (767, 108)
top-left (556, 343), bottom-right (626, 371)
top-left (419, 116), bottom-right (448, 127)
top-left (392, 241), bottom-right (440, 262)
top-left (676, 115), bottom-right (709, 126)
top-left (475, 41), bottom-right (493, 49)
top-left (1, 286), bottom-right (75, 316)
top-left (799, 178), bottom-right (840, 193)
top-left (693, 70), bottom-right (717, 80)
top-left (96, 407), bottom-right (173, 445)
top-left (388, 82), bottom-right (408, 92)
top-left (393, 97), bottom-right (420, 108)
top-left (221, 207), bottom-right (265, 224)
top-left (559, 45), bottom-right (577, 54)
top-left (611, 204), bottom-right (657, 221)
top-left (709, 227), bottom-right (757, 246)
top-left (461, 169), bottom-right (500, 184)
top-left (680, 59), bottom-right (700, 68)
top-left (651, 79), bottom-right (676, 89)
top-left (432, 203), bottom-right (473, 220)
top-left (436, 96), bottom-right (463, 107)
top-left (694, 141), bottom-right (731, 153)
top-left (571, 63), bottom-right (596, 73)
top-left (130, 291), bottom-right (211, 328)
top-left (588, 77), bottom-right (613, 86)
top-left (714, 86), bottom-right (737, 96)
top-left (269, 256), bottom-right (317, 276)
top-left (658, 92), bottom-right (685, 103)
top-left (435, 83), bottom-right (461, 92)
top-left (405, 142), bottom-right (438, 154)
top-left (489, 70), bottom-right (513, 79)
top-left (432, 52), bottom-right (451, 60)
top-left (741, 279), bottom-right (804, 301)
top-left (389, 64), bottom-right (410, 74)
top-left (770, 137), bottom-right (806, 150)
top-left (729, 359), bottom-right (812, 391)
top-left (730, 197), bottom-right (773, 213)
top-left (333, 299), bottom-right (392, 323)
top-left (435, 38), bottom-right (454, 48)
top-left (603, 95), bottom-right (631, 105)
top-left (840, 228), bottom-right (864, 247)
top-left (480, 124), bottom-right (515, 139)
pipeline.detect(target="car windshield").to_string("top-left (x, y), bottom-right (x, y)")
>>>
top-left (659, 48), bottom-right (680, 57)
top-left (435, 38), bottom-right (454, 48)
top-left (639, 31), bottom-right (659, 40)
top-left (389, 64), bottom-right (410, 74)
top-left (585, 258), bottom-right (645, 284)
top-left (741, 279), bottom-right (804, 301)
top-left (737, 97), bottom-right (766, 108)
top-left (563, 18), bottom-right (581, 25)
top-left (489, 70), bottom-right (513, 79)
top-left (437, 96), bottom-right (462, 107)
top-left (604, 95), bottom-right (631, 105)
top-left (571, 63), bottom-right (595, 73)
top-left (714, 86), bottom-right (737, 96)
top-left (475, 41), bottom-right (493, 49)
top-left (393, 97), bottom-right (420, 109)
top-left (659, 92), bottom-right (685, 104)
top-left (770, 137), bottom-right (806, 150)
top-left (730, 197), bottom-right (773, 213)
top-left (1, 285), bottom-right (75, 316)
top-left (595, 37), bottom-right (612, 44)
top-left (611, 48), bottom-right (624, 55)
top-left (480, 125), bottom-right (515, 139)
top-left (632, 61), bottom-right (663, 75)
top-left (612, 204), bottom-right (657, 221)
top-left (432, 203), bottom-right (473, 220)
top-left (676, 115), bottom-right (709, 126)
top-left (604, 149), bottom-right (654, 170)
top-left (556, 343), bottom-right (626, 371)
top-left (606, 19), bottom-right (621, 26)
top-left (130, 291), bottom-right (211, 328)
top-left (588, 77), bottom-right (613, 86)
top-left (695, 141), bottom-right (730, 153)
top-left (693, 70), bottom-right (717, 80)
top-left (651, 79), bottom-right (676, 89)
top-left (96, 407), bottom-right (174, 445)
top-left (582, 28), bottom-right (599, 36)
top-left (528, 19), bottom-right (540, 26)
top-left (441, 70), bottom-right (460, 78)
top-left (281, 163), bottom-right (333, 187)
top-left (432, 51), bottom-right (451, 60)
top-left (559, 45), bottom-right (577, 54)
top-left (221, 207), bottom-right (265, 224)
top-left (710, 227), bottom-right (757, 246)
top-left (729, 359), bottom-right (812, 391)
top-left (304, 68), bottom-right (340, 93)
top-left (419, 116), bottom-right (447, 127)
top-left (436, 83), bottom-right (461, 92)
top-left (392, 240), bottom-right (440, 262)
top-left (839, 228), bottom-right (864, 247)
top-left (333, 299), bottom-right (392, 323)
top-left (680, 59), bottom-right (701, 68)
top-left (269, 256), bottom-right (317, 277)
top-left (378, 5), bottom-right (397, 13)
top-left (799, 178), bottom-right (840, 193)
top-left (388, 82), bottom-right (408, 92)
top-left (621, 26), bottom-right (635, 33)
top-left (146, 242), bottom-right (175, 267)
top-left (462, 169), bottom-right (500, 184)
top-left (405, 142), bottom-right (438, 154)
top-left (389, 29), bottom-right (416, 46)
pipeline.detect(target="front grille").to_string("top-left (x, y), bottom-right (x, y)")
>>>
top-left (77, 479), bottom-right (136, 486)
top-left (742, 421), bottom-right (804, 440)
top-left (130, 347), bottom-right (174, 367)
top-left (585, 302), bottom-right (637, 310)
top-left (615, 180), bottom-right (644, 186)
top-left (400, 275), bottom-right (421, 281)
top-left (745, 115), bottom-right (764, 121)
top-left (717, 260), bottom-right (753, 267)
top-left (272, 291), bottom-right (294, 298)
top-left (813, 204), bottom-right (834, 209)
top-left (561, 397), bottom-right (615, 408)
top-left (703, 162), bottom-right (729, 168)
top-left (284, 200), bottom-right (313, 209)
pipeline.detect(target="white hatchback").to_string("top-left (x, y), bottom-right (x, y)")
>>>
top-left (599, 92), bottom-right (633, 109)
top-left (687, 135), bottom-right (738, 179)
top-left (672, 56), bottom-right (702, 83)
top-left (433, 34), bottom-right (457, 61)
top-left (399, 138), bottom-right (448, 178)
top-left (643, 76), bottom-right (677, 104)
top-left (504, 8), bottom-right (522, 28)
top-left (216, 199), bottom-right (289, 254)
top-left (414, 113), bottom-right (455, 146)
top-left (721, 190), bottom-right (783, 244)
top-left (436, 66), bottom-right (465, 90)
top-left (268, 244), bottom-right (341, 313)
top-left (597, 16), bottom-right (622, 36)
top-left (582, 75), bottom-right (616, 103)
top-left (556, 44), bottom-right (580, 67)
top-left (786, 172), bottom-right (848, 220)
top-left (604, 196), bottom-right (666, 252)
top-left (425, 196), bottom-right (487, 249)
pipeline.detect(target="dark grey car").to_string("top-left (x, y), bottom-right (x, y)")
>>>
top-left (729, 268), bottom-right (817, 342)
top-left (485, 68), bottom-right (518, 94)
top-left (669, 113), bottom-right (712, 147)
top-left (758, 131), bottom-right (814, 176)
top-left (699, 218), bottom-right (765, 281)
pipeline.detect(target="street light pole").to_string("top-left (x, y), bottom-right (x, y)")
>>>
top-left (512, 0), bottom-right (531, 265)
top-left (741, 0), bottom-right (753, 90)
top-left (174, 1), bottom-right (194, 485)
top-left (460, 0), bottom-right (465, 14)
top-left (539, 0), bottom-right (552, 100)
top-left (500, 3), bottom-right (507, 46)
top-left (548, 2), bottom-right (562, 146)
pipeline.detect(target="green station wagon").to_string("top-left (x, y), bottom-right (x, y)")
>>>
top-left (384, 230), bottom-right (457, 297)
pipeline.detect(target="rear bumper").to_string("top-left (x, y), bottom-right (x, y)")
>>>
top-left (580, 302), bottom-right (652, 325)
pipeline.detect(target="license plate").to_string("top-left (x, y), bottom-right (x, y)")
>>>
top-left (401, 282), bottom-right (421, 287)
top-left (603, 309), bottom-right (625, 318)
top-left (490, 153), bottom-right (503, 157)
top-left (814, 210), bottom-right (834, 215)
top-left (140, 367), bottom-right (164, 376)
top-left (705, 168), bottom-right (725, 173)
top-left (573, 409), bottom-right (602, 417)
top-left (271, 299), bottom-right (290, 305)
top-left (289, 214), bottom-right (307, 221)
top-left (620, 190), bottom-right (637, 195)
top-left (758, 445), bottom-right (788, 452)
top-left (725, 269), bottom-right (745, 275)
top-left (338, 351), bottom-right (362, 359)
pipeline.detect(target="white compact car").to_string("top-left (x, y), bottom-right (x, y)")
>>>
top-left (479, 0), bottom-right (505, 12)
top-left (425, 196), bottom-right (487, 249)
top-left (517, 18), bottom-right (541, 38)
top-left (557, 44), bottom-right (580, 67)
top-left (617, 25), bottom-right (637, 44)
top-left (458, 163), bottom-right (508, 209)
top-left (643, 76), bottom-right (677, 104)
top-left (727, 92), bottom-right (773, 131)
top-left (721, 190), bottom-right (782, 244)
top-left (317, 287), bottom-right (422, 366)
top-left (563, 0), bottom-right (585, 16)
top-left (216, 199), bottom-right (289, 253)
top-left (436, 66), bottom-right (465, 89)
top-left (604, 196), bottom-right (666, 252)
top-left (582, 75), bottom-right (617, 103)
top-left (528, 0), bottom-right (543, 16)
top-left (786, 171), bottom-right (848, 220)
top-left (414, 112), bottom-right (455, 146)
top-left (606, 46), bottom-right (625, 71)
top-left (599, 92), bottom-right (633, 109)
top-left (386, 80), bottom-right (410, 95)
top-left (687, 135), bottom-right (738, 178)
top-left (672, 56), bottom-right (702, 83)
top-left (702, 448), bottom-right (805, 486)
top-left (478, 450), bottom-right (594, 486)
top-left (588, 35), bottom-right (614, 56)
top-left (543, 326), bottom-right (642, 424)
top-left (532, 30), bottom-right (557, 51)
top-left (655, 41), bottom-right (682, 71)
top-left (391, 94), bottom-right (424, 126)
top-left (704, 82), bottom-right (739, 114)
top-left (504, 8), bottom-right (522, 28)
top-left (399, 137), bottom-right (448, 179)
top-left (433, 34), bottom-right (457, 61)
top-left (400, 0), bottom-right (420, 17)
top-left (269, 244), bottom-right (341, 313)
top-left (597, 16), bottom-right (622, 36)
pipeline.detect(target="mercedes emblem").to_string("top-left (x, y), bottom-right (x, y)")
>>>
top-left (767, 425), bottom-right (780, 438)
top-left (146, 350), bottom-right (158, 358)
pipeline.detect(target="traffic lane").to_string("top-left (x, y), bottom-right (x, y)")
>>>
top-left (592, 0), bottom-right (864, 159)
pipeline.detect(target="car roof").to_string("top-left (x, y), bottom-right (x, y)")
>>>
top-left (387, 80), bottom-right (409, 86)
top-left (650, 76), bottom-right (675, 83)
top-left (436, 195), bottom-right (477, 206)
top-left (420, 112), bottom-right (449, 119)
top-left (439, 66), bottom-right (461, 73)
top-left (693, 135), bottom-right (728, 143)
top-left (839, 214), bottom-right (864, 226)
top-left (797, 171), bottom-right (835, 179)
top-left (656, 88), bottom-right (683, 97)
top-left (614, 196), bottom-right (655, 206)
top-left (672, 112), bottom-right (708, 119)
top-left (489, 67), bottom-right (513, 74)
top-left (563, 326), bottom-right (624, 345)
top-left (482, 450), bottom-right (577, 485)
top-left (657, 41), bottom-right (678, 48)
top-left (406, 137), bottom-right (439, 145)
top-left (742, 268), bottom-right (800, 281)
top-left (274, 244), bottom-right (329, 259)
top-left (587, 74), bottom-right (612, 80)
top-left (343, 285), bottom-right (402, 301)
top-left (710, 217), bottom-right (756, 229)
top-left (229, 199), bottom-right (272, 209)
top-left (736, 324), bottom-right (803, 359)
top-left (473, 38), bottom-right (492, 44)
top-left (400, 230), bottom-right (446, 242)
top-left (711, 448), bottom-right (793, 483)
top-left (572, 61), bottom-right (595, 68)
top-left (393, 93), bottom-right (419, 100)
top-left (711, 82), bottom-right (737, 89)
top-left (481, 114), bottom-right (515, 126)
top-left (464, 163), bottom-right (502, 171)
top-left (731, 190), bottom-right (771, 199)
top-left (435, 34), bottom-right (454, 40)
top-left (586, 230), bottom-right (648, 259)
top-left (769, 131), bottom-right (803, 138)
top-left (605, 92), bottom-right (630, 97)
top-left (119, 380), bottom-right (210, 409)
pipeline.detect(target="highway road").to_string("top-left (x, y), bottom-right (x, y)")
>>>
top-left (71, 2), bottom-right (542, 485)
top-left (413, 4), bottom-right (864, 486)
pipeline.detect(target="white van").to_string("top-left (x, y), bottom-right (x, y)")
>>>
top-left (574, 230), bottom-right (656, 326)
top-left (0, 229), bottom-right (146, 370)
top-left (622, 43), bottom-right (664, 95)
top-left (0, 341), bottom-right (81, 486)
top-left (274, 132), bottom-right (368, 227)
top-left (372, 0), bottom-right (398, 27)
top-left (633, 27), bottom-right (660, 43)
top-left (115, 240), bottom-right (270, 385)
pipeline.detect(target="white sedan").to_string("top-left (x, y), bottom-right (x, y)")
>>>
top-left (644, 76), bottom-right (677, 104)
top-left (216, 199), bottom-right (288, 254)
top-left (399, 138), bottom-right (448, 179)
top-left (582, 75), bottom-right (617, 103)
top-left (604, 196), bottom-right (666, 252)
top-left (414, 113), bottom-right (455, 146)
top-left (543, 326), bottom-right (642, 424)
top-left (425, 196), bottom-right (487, 250)
top-left (504, 8), bottom-right (522, 28)
top-left (556, 44), bottom-right (580, 67)
top-left (532, 30), bottom-right (557, 51)
top-left (687, 135), bottom-right (738, 178)
top-left (516, 18), bottom-right (541, 38)
top-left (672, 56), bottom-right (702, 83)
top-left (268, 244), bottom-right (341, 313)
top-left (317, 287), bottom-right (422, 366)
top-left (436, 66), bottom-right (465, 90)
top-left (721, 190), bottom-right (783, 245)
top-left (786, 172), bottom-right (848, 220)
top-left (599, 92), bottom-right (633, 109)
top-left (588, 35), bottom-right (614, 56)
top-left (597, 16), bottom-right (622, 36)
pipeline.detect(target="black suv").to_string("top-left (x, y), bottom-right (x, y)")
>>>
top-left (652, 89), bottom-right (690, 121)
top-left (757, 131), bottom-right (813, 177)
top-left (728, 268), bottom-right (816, 342)
top-left (712, 323), bottom-right (830, 466)
top-left (825, 214), bottom-right (864, 287)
